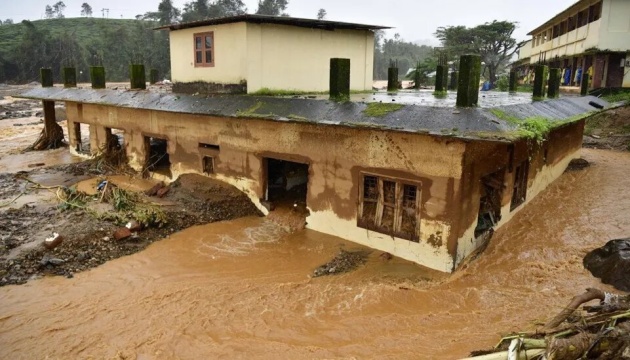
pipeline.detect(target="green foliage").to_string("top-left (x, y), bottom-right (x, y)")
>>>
top-left (496, 75), bottom-right (509, 92)
top-left (255, 0), bottom-right (289, 16)
top-left (317, 9), bottom-right (327, 20)
top-left (435, 20), bottom-right (518, 87)
top-left (603, 91), bottom-right (630, 103)
top-left (108, 187), bottom-right (167, 228)
top-left (517, 117), bottom-right (552, 143)
top-left (0, 18), bottom-right (170, 83)
top-left (363, 103), bottom-right (404, 117)
top-left (373, 31), bottom-right (433, 81)
top-left (181, 0), bottom-right (247, 23)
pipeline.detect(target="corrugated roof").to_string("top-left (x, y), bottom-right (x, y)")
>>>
top-left (17, 88), bottom-right (607, 142)
top-left (155, 14), bottom-right (392, 31)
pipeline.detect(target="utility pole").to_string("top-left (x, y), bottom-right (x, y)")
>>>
top-left (101, 8), bottom-right (109, 18)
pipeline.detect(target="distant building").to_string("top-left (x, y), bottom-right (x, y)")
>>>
top-left (521, 0), bottom-right (630, 88)
top-left (157, 15), bottom-right (389, 94)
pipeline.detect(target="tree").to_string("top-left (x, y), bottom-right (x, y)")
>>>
top-left (53, 1), bottom-right (66, 18)
top-left (255, 0), bottom-right (288, 16)
top-left (45, 5), bottom-right (54, 19)
top-left (435, 20), bottom-right (519, 87)
top-left (215, 0), bottom-right (247, 16)
top-left (157, 0), bottom-right (181, 25)
top-left (317, 8), bottom-right (326, 20)
top-left (3, 19), bottom-right (14, 25)
top-left (81, 3), bottom-right (93, 17)
top-left (182, 0), bottom-right (247, 22)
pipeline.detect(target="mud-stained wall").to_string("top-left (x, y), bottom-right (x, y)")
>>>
top-left (65, 102), bottom-right (467, 272)
top-left (455, 121), bottom-right (585, 268)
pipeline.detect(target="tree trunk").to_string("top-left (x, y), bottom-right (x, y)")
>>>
top-left (29, 100), bottom-right (65, 151)
top-left (488, 65), bottom-right (498, 88)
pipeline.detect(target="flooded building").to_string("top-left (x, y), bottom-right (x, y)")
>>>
top-left (19, 86), bottom-right (607, 272)
top-left (17, 15), bottom-right (610, 273)
top-left (158, 15), bottom-right (388, 94)
top-left (522, 0), bottom-right (630, 88)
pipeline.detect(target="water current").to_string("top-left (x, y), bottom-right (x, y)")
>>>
top-left (1, 148), bottom-right (629, 359)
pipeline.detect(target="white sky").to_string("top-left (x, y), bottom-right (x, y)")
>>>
top-left (1, 0), bottom-right (578, 44)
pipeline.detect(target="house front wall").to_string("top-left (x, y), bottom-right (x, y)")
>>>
top-left (245, 23), bottom-right (374, 93)
top-left (169, 22), bottom-right (248, 85)
top-left (64, 101), bottom-right (465, 272)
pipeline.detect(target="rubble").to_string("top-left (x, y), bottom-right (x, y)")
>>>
top-left (313, 249), bottom-right (369, 277)
top-left (43, 232), bottom-right (63, 249)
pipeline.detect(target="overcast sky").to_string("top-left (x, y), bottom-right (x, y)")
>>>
top-left (1, 0), bottom-right (578, 44)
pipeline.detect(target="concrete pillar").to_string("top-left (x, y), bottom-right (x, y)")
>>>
top-left (63, 67), bottom-right (77, 88)
top-left (387, 67), bottom-right (398, 92)
top-left (533, 64), bottom-right (548, 99)
top-left (547, 68), bottom-right (561, 98)
top-left (581, 74), bottom-right (590, 96)
top-left (435, 65), bottom-right (447, 94)
top-left (129, 64), bottom-right (146, 90)
top-left (456, 55), bottom-right (481, 107)
top-left (509, 71), bottom-right (517, 92)
top-left (40, 68), bottom-right (53, 87)
top-left (90, 66), bottom-right (106, 89)
top-left (449, 71), bottom-right (458, 91)
top-left (329, 58), bottom-right (350, 101)
top-left (149, 69), bottom-right (159, 85)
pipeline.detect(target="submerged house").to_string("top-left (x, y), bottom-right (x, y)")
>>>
top-left (18, 15), bottom-right (609, 273)
top-left (521, 0), bottom-right (630, 88)
top-left (157, 15), bottom-right (388, 94)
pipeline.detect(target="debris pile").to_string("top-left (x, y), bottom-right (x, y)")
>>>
top-left (465, 288), bottom-right (630, 360)
top-left (313, 249), bottom-right (369, 277)
top-left (584, 238), bottom-right (630, 292)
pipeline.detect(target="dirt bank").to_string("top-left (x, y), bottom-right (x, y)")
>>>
top-left (583, 104), bottom-right (630, 152)
top-left (0, 166), bottom-right (261, 286)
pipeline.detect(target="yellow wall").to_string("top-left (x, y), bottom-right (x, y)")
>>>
top-left (597, 0), bottom-right (630, 50)
top-left (169, 21), bottom-right (374, 93)
top-left (245, 24), bottom-right (374, 93)
top-left (169, 22), bottom-right (248, 84)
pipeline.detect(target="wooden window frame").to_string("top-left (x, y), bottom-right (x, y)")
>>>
top-left (357, 173), bottom-right (421, 242)
top-left (510, 160), bottom-right (530, 211)
top-left (193, 31), bottom-right (215, 68)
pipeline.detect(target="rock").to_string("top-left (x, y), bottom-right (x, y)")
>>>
top-left (566, 158), bottom-right (590, 172)
top-left (156, 186), bottom-right (170, 198)
top-left (379, 252), bottom-right (393, 261)
top-left (40, 255), bottom-right (65, 267)
top-left (113, 227), bottom-right (132, 241)
top-left (591, 134), bottom-right (601, 139)
top-left (44, 233), bottom-right (63, 249)
top-left (126, 220), bottom-right (142, 232)
top-left (144, 182), bottom-right (165, 196)
top-left (584, 238), bottom-right (630, 291)
top-left (27, 163), bottom-right (46, 168)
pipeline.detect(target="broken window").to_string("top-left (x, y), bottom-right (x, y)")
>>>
top-left (194, 32), bottom-right (214, 67)
top-left (510, 161), bottom-right (529, 211)
top-left (358, 174), bottom-right (420, 242)
top-left (144, 136), bottom-right (171, 176)
top-left (476, 169), bottom-right (505, 238)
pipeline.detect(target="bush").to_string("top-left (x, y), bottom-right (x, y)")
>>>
top-left (496, 75), bottom-right (509, 92)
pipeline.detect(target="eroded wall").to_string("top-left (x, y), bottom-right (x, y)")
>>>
top-left (455, 121), bottom-right (585, 267)
top-left (64, 102), bottom-right (465, 272)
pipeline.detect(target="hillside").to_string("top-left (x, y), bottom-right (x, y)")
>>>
top-left (0, 17), bottom-right (170, 83)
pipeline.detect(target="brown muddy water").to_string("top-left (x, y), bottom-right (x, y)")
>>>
top-left (1, 149), bottom-right (629, 359)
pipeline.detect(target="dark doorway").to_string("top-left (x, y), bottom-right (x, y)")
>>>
top-left (475, 168), bottom-right (506, 238)
top-left (105, 127), bottom-right (124, 151)
top-left (265, 158), bottom-right (308, 207)
top-left (144, 136), bottom-right (171, 176)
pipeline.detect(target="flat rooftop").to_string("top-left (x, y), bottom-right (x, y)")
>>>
top-left (18, 87), bottom-right (608, 142)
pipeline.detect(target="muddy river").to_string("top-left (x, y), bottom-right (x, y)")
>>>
top-left (0, 148), bottom-right (629, 359)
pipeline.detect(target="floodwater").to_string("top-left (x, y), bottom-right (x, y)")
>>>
top-left (1, 148), bottom-right (629, 359)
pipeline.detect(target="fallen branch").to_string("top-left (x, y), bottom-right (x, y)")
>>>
top-left (544, 288), bottom-right (606, 330)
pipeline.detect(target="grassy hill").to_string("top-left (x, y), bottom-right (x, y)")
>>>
top-left (0, 17), bottom-right (169, 83)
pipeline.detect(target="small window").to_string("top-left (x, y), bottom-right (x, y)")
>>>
top-left (199, 142), bottom-right (220, 151)
top-left (510, 161), bottom-right (529, 211)
top-left (194, 32), bottom-right (214, 67)
top-left (358, 174), bottom-right (420, 242)
top-left (203, 156), bottom-right (214, 174)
